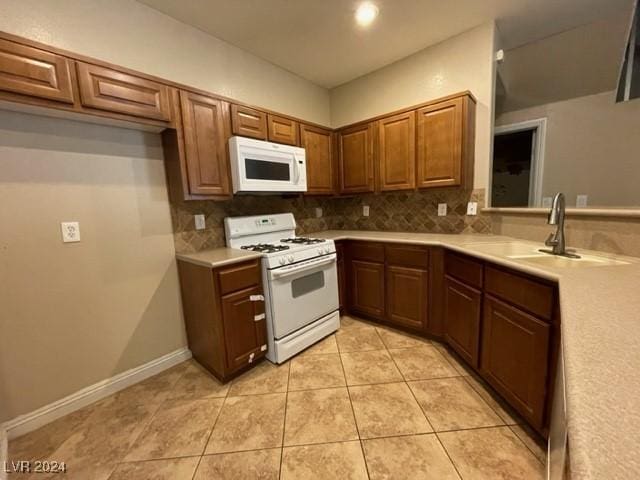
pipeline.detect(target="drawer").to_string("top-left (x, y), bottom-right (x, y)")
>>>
top-left (76, 62), bottom-right (172, 121)
top-left (445, 252), bottom-right (483, 289)
top-left (349, 242), bottom-right (385, 263)
top-left (385, 244), bottom-right (429, 269)
top-left (485, 266), bottom-right (555, 320)
top-left (217, 260), bottom-right (261, 295)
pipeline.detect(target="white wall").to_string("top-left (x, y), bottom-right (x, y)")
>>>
top-left (0, 111), bottom-right (186, 422)
top-left (329, 22), bottom-right (498, 190)
top-left (0, 0), bottom-right (330, 126)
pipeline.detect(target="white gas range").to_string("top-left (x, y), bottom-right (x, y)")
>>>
top-left (224, 213), bottom-right (340, 363)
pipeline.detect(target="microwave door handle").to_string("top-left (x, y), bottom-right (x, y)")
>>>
top-left (271, 255), bottom-right (336, 279)
top-left (293, 154), bottom-right (301, 183)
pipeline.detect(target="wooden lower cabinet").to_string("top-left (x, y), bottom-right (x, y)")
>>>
top-left (349, 259), bottom-right (385, 319)
top-left (386, 265), bottom-right (428, 331)
top-left (177, 259), bottom-right (267, 381)
top-left (444, 275), bottom-right (481, 367)
top-left (481, 295), bottom-right (551, 429)
top-left (221, 285), bottom-right (267, 372)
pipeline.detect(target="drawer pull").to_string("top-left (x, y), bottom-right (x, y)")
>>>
top-left (260, 344), bottom-right (267, 352)
top-left (248, 352), bottom-right (255, 363)
top-left (250, 295), bottom-right (265, 302)
top-left (254, 313), bottom-right (265, 322)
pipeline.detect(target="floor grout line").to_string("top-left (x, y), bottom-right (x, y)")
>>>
top-left (278, 361), bottom-right (292, 480)
top-left (337, 342), bottom-right (371, 480)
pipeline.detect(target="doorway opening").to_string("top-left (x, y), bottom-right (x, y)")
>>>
top-left (491, 118), bottom-right (546, 207)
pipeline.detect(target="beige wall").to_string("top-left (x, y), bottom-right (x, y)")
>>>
top-left (496, 91), bottom-right (640, 207)
top-left (329, 22), bottom-right (497, 190)
top-left (0, 111), bottom-right (186, 422)
top-left (0, 0), bottom-right (330, 126)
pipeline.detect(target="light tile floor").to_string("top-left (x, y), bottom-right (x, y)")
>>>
top-left (8, 315), bottom-right (546, 479)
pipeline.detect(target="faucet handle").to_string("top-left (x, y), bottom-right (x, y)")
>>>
top-left (545, 233), bottom-right (558, 246)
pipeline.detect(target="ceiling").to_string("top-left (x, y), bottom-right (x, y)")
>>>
top-left (497, 9), bottom-right (631, 112)
top-left (137, 0), bottom-right (634, 88)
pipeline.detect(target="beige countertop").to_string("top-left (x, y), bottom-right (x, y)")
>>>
top-left (176, 230), bottom-right (640, 478)
top-left (176, 248), bottom-right (262, 268)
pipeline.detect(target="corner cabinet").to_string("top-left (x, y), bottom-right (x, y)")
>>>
top-left (301, 124), bottom-right (335, 195)
top-left (337, 123), bottom-right (375, 194)
top-left (177, 259), bottom-right (267, 382)
top-left (416, 95), bottom-right (475, 189)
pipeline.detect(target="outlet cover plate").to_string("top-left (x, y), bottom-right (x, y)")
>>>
top-left (194, 214), bottom-right (206, 230)
top-left (315, 207), bottom-right (323, 218)
top-left (61, 222), bottom-right (81, 243)
top-left (576, 195), bottom-right (588, 207)
top-left (467, 202), bottom-right (478, 215)
top-left (363, 205), bottom-right (370, 217)
top-left (438, 203), bottom-right (447, 216)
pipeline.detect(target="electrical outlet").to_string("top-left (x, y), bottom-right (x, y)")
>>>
top-left (363, 205), bottom-right (370, 217)
top-left (315, 207), bottom-right (323, 218)
top-left (61, 222), bottom-right (81, 243)
top-left (576, 195), bottom-right (588, 207)
top-left (437, 203), bottom-right (447, 216)
top-left (466, 202), bottom-right (478, 215)
top-left (542, 197), bottom-right (553, 208)
top-left (194, 214), bottom-right (206, 230)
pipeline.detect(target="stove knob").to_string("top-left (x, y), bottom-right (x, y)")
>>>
top-left (287, 255), bottom-right (295, 263)
top-left (279, 257), bottom-right (286, 266)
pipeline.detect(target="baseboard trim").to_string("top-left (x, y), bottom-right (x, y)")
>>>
top-left (2, 347), bottom-right (191, 441)
top-left (0, 425), bottom-right (7, 480)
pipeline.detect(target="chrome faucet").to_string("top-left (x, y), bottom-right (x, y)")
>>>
top-left (540, 193), bottom-right (580, 258)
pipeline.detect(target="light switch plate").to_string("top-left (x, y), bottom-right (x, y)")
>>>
top-left (61, 222), bottom-right (81, 243)
top-left (576, 195), bottom-right (588, 207)
top-left (466, 202), bottom-right (478, 215)
top-left (194, 214), bottom-right (206, 230)
top-left (363, 205), bottom-right (370, 217)
top-left (438, 203), bottom-right (447, 216)
top-left (315, 207), bottom-right (323, 218)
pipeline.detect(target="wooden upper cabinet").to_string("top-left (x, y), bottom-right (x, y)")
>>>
top-left (300, 124), bottom-right (334, 195)
top-left (180, 90), bottom-right (231, 196)
top-left (76, 62), bottom-right (171, 121)
top-left (0, 38), bottom-right (74, 104)
top-left (338, 123), bottom-right (375, 194)
top-left (416, 95), bottom-right (474, 188)
top-left (230, 104), bottom-right (267, 140)
top-left (378, 111), bottom-right (416, 191)
top-left (267, 114), bottom-right (299, 145)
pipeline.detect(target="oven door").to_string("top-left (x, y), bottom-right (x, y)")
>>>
top-left (233, 140), bottom-right (306, 192)
top-left (267, 254), bottom-right (339, 339)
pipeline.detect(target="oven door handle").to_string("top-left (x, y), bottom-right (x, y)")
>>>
top-left (270, 255), bottom-right (336, 279)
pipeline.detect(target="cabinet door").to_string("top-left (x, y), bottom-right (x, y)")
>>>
top-left (221, 285), bottom-right (267, 372)
top-left (350, 260), bottom-right (385, 319)
top-left (76, 62), bottom-right (171, 121)
top-left (267, 114), bottom-right (299, 145)
top-left (180, 91), bottom-right (231, 196)
top-left (230, 104), bottom-right (267, 140)
top-left (378, 111), bottom-right (416, 191)
top-left (338, 123), bottom-right (375, 193)
top-left (416, 97), bottom-right (464, 188)
top-left (481, 295), bottom-right (550, 428)
top-left (301, 124), bottom-right (334, 195)
top-left (386, 265), bottom-right (428, 331)
top-left (0, 38), bottom-right (74, 103)
top-left (444, 276), bottom-right (481, 367)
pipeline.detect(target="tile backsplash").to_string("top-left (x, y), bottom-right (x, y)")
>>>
top-left (171, 188), bottom-right (490, 253)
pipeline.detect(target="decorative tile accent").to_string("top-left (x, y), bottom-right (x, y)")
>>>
top-left (170, 189), bottom-right (490, 253)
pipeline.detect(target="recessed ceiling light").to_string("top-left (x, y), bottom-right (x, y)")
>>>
top-left (355, 2), bottom-right (379, 27)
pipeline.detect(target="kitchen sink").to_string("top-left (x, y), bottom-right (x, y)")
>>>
top-left (508, 252), bottom-right (630, 268)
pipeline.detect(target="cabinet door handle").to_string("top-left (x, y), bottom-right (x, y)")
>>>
top-left (250, 295), bottom-right (265, 302)
top-left (254, 313), bottom-right (265, 322)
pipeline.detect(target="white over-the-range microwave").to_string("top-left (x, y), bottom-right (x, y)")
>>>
top-left (229, 136), bottom-right (307, 194)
